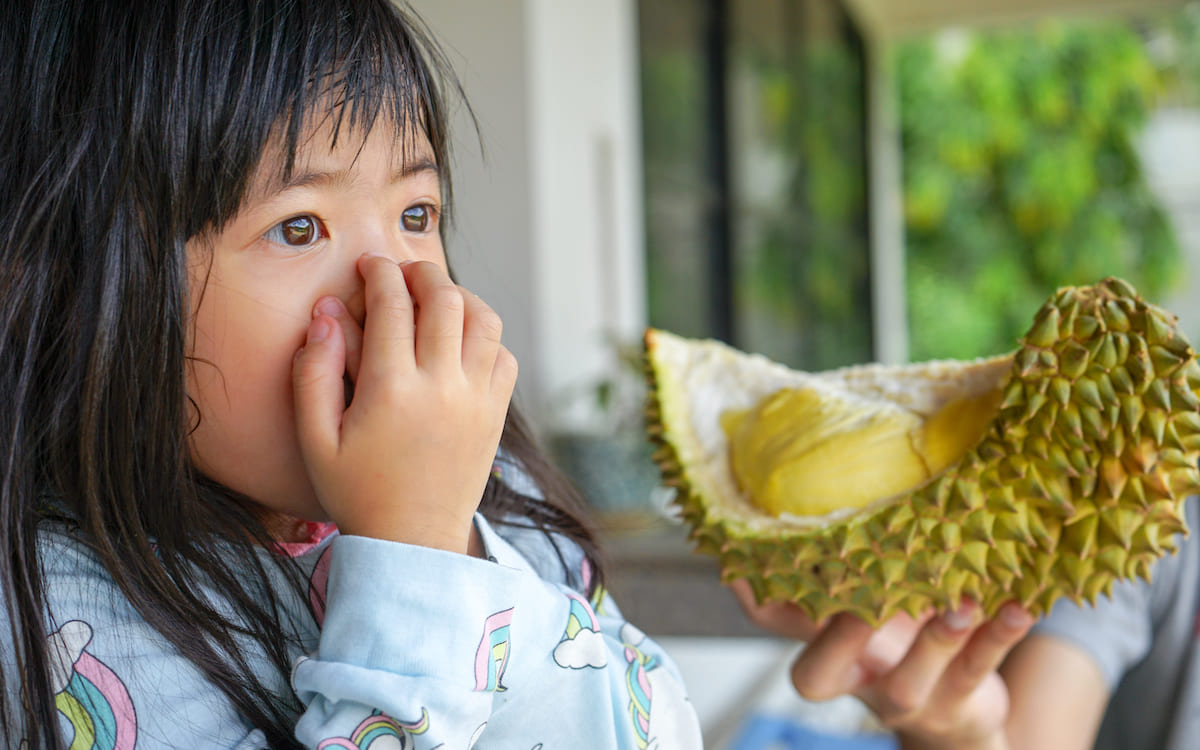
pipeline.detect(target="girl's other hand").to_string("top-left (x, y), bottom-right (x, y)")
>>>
top-left (291, 256), bottom-right (518, 554)
top-left (730, 579), bottom-right (1034, 750)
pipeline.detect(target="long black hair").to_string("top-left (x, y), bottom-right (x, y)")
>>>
top-left (0, 1), bottom-right (602, 746)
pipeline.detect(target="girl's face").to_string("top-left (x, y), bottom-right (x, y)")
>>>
top-left (186, 119), bottom-right (447, 524)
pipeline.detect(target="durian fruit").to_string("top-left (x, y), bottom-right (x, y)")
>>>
top-left (644, 278), bottom-right (1200, 625)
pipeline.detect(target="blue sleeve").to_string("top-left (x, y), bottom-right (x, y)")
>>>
top-left (291, 523), bottom-right (703, 748)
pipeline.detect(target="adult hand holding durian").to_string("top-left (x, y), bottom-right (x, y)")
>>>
top-left (645, 278), bottom-right (1200, 626)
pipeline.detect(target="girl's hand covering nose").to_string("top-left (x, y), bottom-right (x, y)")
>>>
top-left (291, 256), bottom-right (518, 554)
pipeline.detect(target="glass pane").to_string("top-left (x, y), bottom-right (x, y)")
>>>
top-left (639, 0), bottom-right (720, 341)
top-left (727, 0), bottom-right (872, 369)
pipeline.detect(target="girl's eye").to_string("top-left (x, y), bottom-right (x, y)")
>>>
top-left (265, 215), bottom-right (325, 247)
top-left (401, 204), bottom-right (435, 233)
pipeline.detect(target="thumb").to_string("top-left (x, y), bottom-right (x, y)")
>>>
top-left (293, 315), bottom-right (347, 465)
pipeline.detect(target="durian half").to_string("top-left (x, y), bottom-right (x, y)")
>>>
top-left (645, 278), bottom-right (1200, 625)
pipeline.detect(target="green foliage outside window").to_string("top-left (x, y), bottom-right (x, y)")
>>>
top-left (899, 20), bottom-right (1187, 361)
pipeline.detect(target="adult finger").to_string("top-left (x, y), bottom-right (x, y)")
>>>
top-left (292, 315), bottom-right (348, 463)
top-left (864, 601), bottom-right (980, 723)
top-left (790, 613), bottom-right (875, 702)
top-left (313, 295), bottom-right (363, 383)
top-left (357, 254), bottom-right (416, 379)
top-left (460, 287), bottom-right (504, 377)
top-left (927, 603), bottom-right (1034, 712)
top-left (728, 579), bottom-right (825, 641)
top-left (401, 261), bottom-right (465, 372)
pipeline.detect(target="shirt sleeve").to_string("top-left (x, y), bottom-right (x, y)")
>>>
top-left (292, 523), bottom-right (703, 749)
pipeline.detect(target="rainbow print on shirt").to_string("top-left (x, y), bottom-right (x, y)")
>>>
top-left (474, 608), bottom-right (513, 692)
top-left (553, 591), bottom-right (607, 670)
top-left (44, 620), bottom-right (137, 750)
top-left (317, 710), bottom-right (431, 749)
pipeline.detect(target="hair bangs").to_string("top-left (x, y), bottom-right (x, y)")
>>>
top-left (182, 0), bottom-right (455, 239)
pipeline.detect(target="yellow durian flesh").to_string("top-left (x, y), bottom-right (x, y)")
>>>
top-left (723, 384), bottom-right (1004, 518)
top-left (645, 278), bottom-right (1200, 626)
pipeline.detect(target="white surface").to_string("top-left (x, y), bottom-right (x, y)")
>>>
top-left (408, 0), bottom-right (646, 435)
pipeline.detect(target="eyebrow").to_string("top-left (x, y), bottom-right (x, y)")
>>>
top-left (256, 157), bottom-right (440, 199)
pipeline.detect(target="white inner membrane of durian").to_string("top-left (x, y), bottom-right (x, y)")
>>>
top-left (652, 330), bottom-right (1013, 530)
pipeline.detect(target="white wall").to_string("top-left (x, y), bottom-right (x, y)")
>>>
top-left (409, 0), bottom-right (646, 435)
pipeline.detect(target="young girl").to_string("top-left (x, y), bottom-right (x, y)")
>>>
top-left (0, 1), bottom-right (703, 747)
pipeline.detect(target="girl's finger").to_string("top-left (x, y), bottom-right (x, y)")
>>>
top-left (460, 286), bottom-right (503, 378)
top-left (928, 603), bottom-right (1034, 711)
top-left (490, 343), bottom-right (519, 402)
top-left (357, 254), bottom-right (416, 378)
top-left (401, 261), bottom-right (465, 372)
top-left (292, 314), bottom-right (348, 463)
top-left (789, 613), bottom-right (875, 702)
top-left (863, 600), bottom-right (980, 723)
top-left (313, 296), bottom-right (363, 383)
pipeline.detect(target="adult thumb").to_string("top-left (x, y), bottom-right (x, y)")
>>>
top-left (293, 315), bottom-right (346, 464)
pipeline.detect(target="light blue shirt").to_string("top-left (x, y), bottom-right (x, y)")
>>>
top-left (6, 469), bottom-right (703, 748)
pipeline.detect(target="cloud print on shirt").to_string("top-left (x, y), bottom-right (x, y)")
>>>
top-left (554, 628), bottom-right (608, 669)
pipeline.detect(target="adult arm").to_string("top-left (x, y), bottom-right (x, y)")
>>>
top-left (999, 632), bottom-right (1109, 750)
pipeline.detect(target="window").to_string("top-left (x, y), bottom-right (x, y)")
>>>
top-left (640, 0), bottom-right (872, 370)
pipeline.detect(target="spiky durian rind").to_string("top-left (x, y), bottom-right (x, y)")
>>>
top-left (645, 278), bottom-right (1200, 626)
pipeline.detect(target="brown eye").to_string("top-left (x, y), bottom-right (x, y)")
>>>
top-left (401, 205), bottom-right (431, 233)
top-left (266, 215), bottom-right (324, 247)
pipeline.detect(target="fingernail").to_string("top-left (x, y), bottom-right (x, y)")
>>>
top-left (308, 317), bottom-right (331, 343)
top-left (1001, 603), bottom-right (1033, 629)
top-left (838, 663), bottom-right (865, 693)
top-left (316, 298), bottom-right (342, 318)
top-left (943, 606), bottom-right (974, 631)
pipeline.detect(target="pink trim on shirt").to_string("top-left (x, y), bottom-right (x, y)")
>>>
top-left (273, 521), bottom-right (338, 557)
